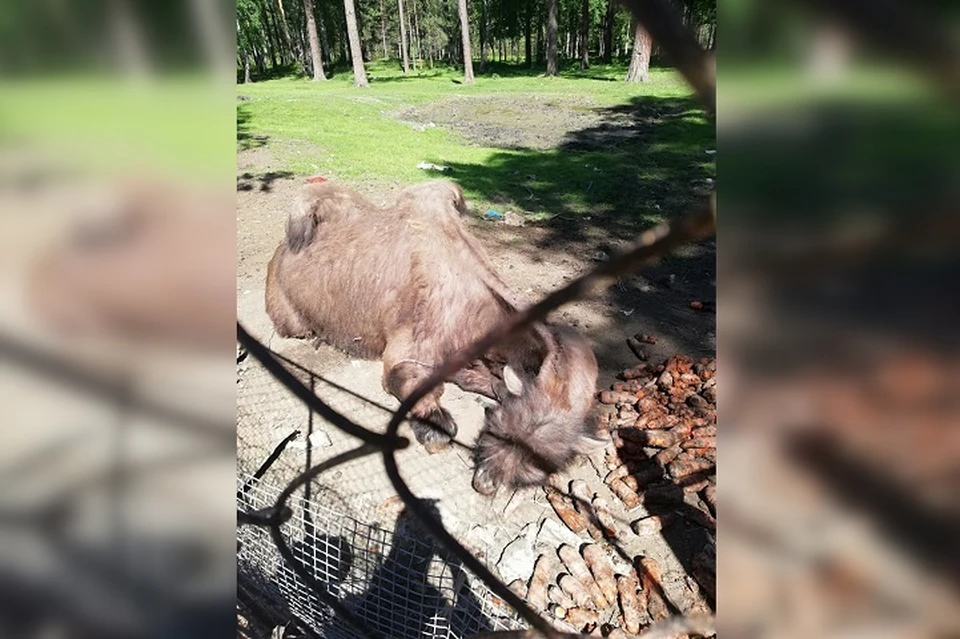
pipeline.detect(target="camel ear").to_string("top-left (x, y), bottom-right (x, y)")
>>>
top-left (503, 365), bottom-right (524, 396)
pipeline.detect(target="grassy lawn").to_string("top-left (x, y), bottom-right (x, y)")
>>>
top-left (0, 76), bottom-right (234, 180)
top-left (238, 60), bottom-right (715, 234)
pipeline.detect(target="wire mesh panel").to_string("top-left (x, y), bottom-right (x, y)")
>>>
top-left (238, 472), bottom-right (524, 638)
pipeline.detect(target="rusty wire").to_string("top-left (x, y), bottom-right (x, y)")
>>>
top-left (237, 0), bottom-right (718, 637)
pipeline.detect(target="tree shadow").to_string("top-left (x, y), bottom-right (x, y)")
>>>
top-left (473, 59), bottom-right (672, 80)
top-left (365, 69), bottom-right (454, 83)
top-left (239, 63), bottom-right (303, 84)
top-left (606, 448), bottom-right (716, 612)
top-left (359, 59), bottom-right (672, 83)
top-left (237, 170), bottom-right (296, 193)
top-left (437, 93), bottom-right (715, 360)
top-left (326, 500), bottom-right (495, 639)
top-left (238, 102), bottom-right (268, 151)
top-left (592, 245), bottom-right (716, 367)
top-left (443, 95), bottom-right (713, 252)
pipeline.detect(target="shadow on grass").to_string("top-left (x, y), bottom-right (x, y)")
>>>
top-left (477, 58), bottom-right (657, 80)
top-left (351, 58), bottom-right (674, 83)
top-left (443, 95), bottom-right (714, 250)
top-left (238, 63), bottom-right (302, 84)
top-left (365, 68), bottom-right (453, 83)
top-left (238, 102), bottom-right (268, 151)
top-left (237, 170), bottom-right (296, 193)
top-left (235, 57), bottom-right (679, 85)
top-left (437, 93), bottom-right (716, 362)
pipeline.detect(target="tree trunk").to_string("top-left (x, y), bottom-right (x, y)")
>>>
top-left (398, 0), bottom-right (410, 73)
top-left (293, 1), bottom-right (307, 71)
top-left (408, 11), bottom-right (417, 70)
top-left (260, 1), bottom-right (281, 69)
top-left (546, 0), bottom-right (558, 75)
top-left (579, 0), bottom-right (589, 69)
top-left (302, 0), bottom-right (326, 80)
top-left (238, 19), bottom-right (253, 83)
top-left (342, 0), bottom-right (368, 85)
top-left (254, 45), bottom-right (266, 75)
top-left (414, 0), bottom-right (424, 64)
top-left (524, 0), bottom-right (532, 67)
top-left (337, 2), bottom-right (348, 64)
top-left (625, 19), bottom-right (650, 82)
top-left (254, 0), bottom-right (276, 69)
top-left (537, 19), bottom-right (544, 63)
top-left (189, 0), bottom-right (233, 76)
top-left (318, 5), bottom-right (332, 66)
top-left (479, 0), bottom-right (489, 71)
top-left (457, 0), bottom-right (475, 83)
top-left (806, 21), bottom-right (852, 83)
top-left (379, 0), bottom-right (388, 58)
top-left (603, 0), bottom-right (613, 62)
top-left (599, 17), bottom-right (605, 58)
top-left (109, 0), bottom-right (151, 78)
top-left (276, 0), bottom-right (295, 64)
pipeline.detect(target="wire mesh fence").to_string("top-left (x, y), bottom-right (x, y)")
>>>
top-left (235, 342), bottom-right (532, 638)
top-left (238, 472), bottom-right (525, 639)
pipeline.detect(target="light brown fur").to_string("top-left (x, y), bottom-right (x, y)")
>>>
top-left (28, 180), bottom-right (236, 353)
top-left (265, 180), bottom-right (601, 493)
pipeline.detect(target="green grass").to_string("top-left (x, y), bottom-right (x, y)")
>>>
top-left (716, 64), bottom-right (960, 227)
top-left (0, 75), bottom-right (235, 180)
top-left (238, 60), bottom-right (715, 233)
top-left (719, 64), bottom-right (937, 111)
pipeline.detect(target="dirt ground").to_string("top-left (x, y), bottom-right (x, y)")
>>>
top-left (396, 94), bottom-right (643, 151)
top-left (236, 96), bottom-right (716, 633)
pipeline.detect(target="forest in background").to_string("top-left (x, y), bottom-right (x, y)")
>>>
top-left (237, 0), bottom-right (716, 84)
